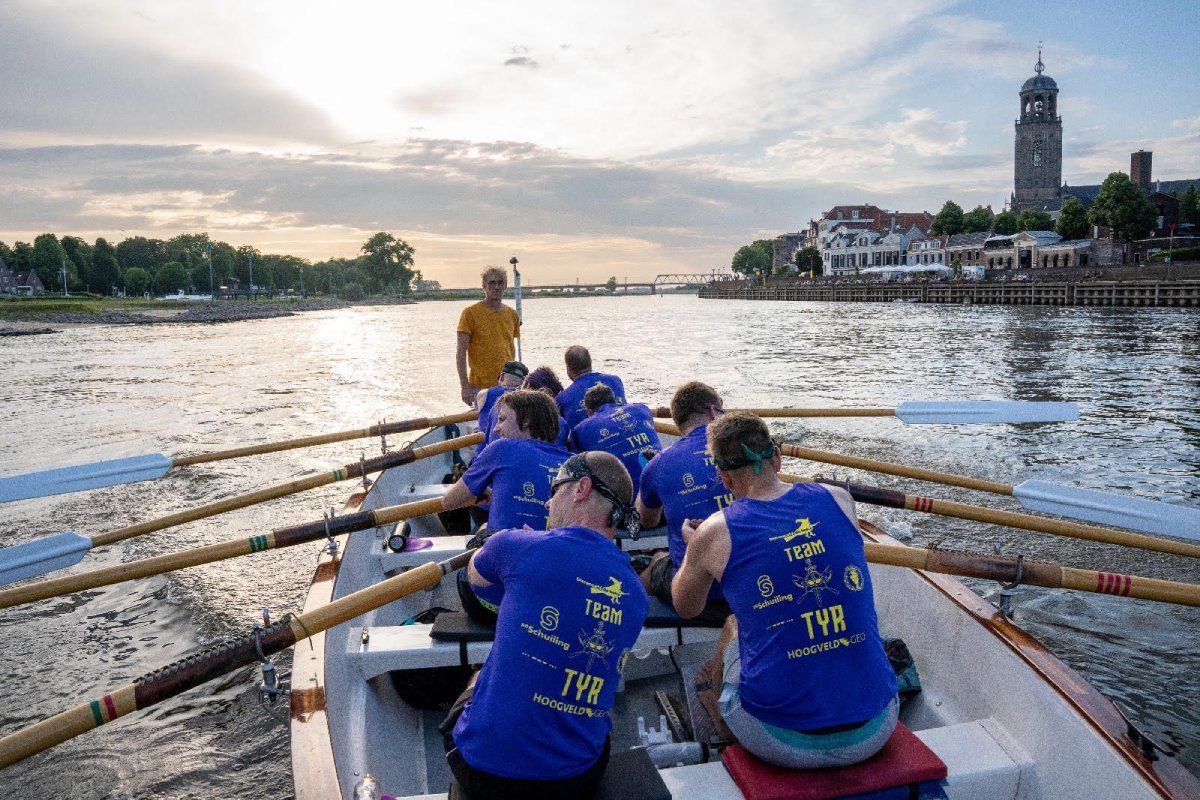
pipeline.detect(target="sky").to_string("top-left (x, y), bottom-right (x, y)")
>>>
top-left (0, 0), bottom-right (1197, 286)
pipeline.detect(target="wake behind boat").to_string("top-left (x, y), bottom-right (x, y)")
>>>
top-left (289, 422), bottom-right (1200, 800)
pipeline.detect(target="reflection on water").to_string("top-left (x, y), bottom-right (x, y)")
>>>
top-left (0, 296), bottom-right (1197, 796)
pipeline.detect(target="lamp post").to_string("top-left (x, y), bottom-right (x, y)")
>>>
top-left (1167, 223), bottom-right (1176, 263)
top-left (248, 251), bottom-right (254, 300)
top-left (509, 255), bottom-right (522, 361)
top-left (206, 242), bottom-right (214, 300)
top-left (60, 259), bottom-right (68, 297)
top-left (299, 266), bottom-right (305, 298)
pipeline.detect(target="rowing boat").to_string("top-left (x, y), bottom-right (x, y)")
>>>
top-left (289, 422), bottom-right (1200, 799)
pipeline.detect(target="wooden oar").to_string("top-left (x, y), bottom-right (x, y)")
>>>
top-left (862, 542), bottom-right (1200, 607)
top-left (0, 410), bottom-right (477, 503)
top-left (0, 433), bottom-right (482, 586)
top-left (0, 551), bottom-right (473, 769)
top-left (776, 472), bottom-right (1200, 559)
top-left (652, 421), bottom-right (1199, 553)
top-left (776, 441), bottom-right (1200, 541)
top-left (651, 400), bottom-right (1078, 425)
top-left (0, 495), bottom-right (460, 610)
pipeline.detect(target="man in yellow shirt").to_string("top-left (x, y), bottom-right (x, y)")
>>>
top-left (456, 266), bottom-right (521, 406)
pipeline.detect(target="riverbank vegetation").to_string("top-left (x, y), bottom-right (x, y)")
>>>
top-left (0, 231), bottom-right (417, 299)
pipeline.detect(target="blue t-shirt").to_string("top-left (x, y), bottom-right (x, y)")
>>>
top-left (555, 415), bottom-right (570, 450)
top-left (556, 372), bottom-right (626, 430)
top-left (638, 424), bottom-right (732, 599)
top-left (720, 483), bottom-right (896, 731)
top-left (454, 526), bottom-right (649, 780)
top-left (477, 386), bottom-right (514, 449)
top-left (569, 402), bottom-right (661, 494)
top-left (462, 438), bottom-right (570, 531)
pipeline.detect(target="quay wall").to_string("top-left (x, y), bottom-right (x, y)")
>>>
top-left (699, 263), bottom-right (1200, 308)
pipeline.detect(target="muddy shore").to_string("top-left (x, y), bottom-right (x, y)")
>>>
top-left (0, 298), bottom-right (416, 329)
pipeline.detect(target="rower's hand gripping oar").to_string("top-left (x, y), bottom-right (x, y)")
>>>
top-left (0, 410), bottom-right (477, 504)
top-left (652, 400), bottom-right (1079, 425)
top-left (0, 432), bottom-right (482, 586)
top-left (776, 442), bottom-right (1200, 541)
top-left (0, 550), bottom-right (474, 770)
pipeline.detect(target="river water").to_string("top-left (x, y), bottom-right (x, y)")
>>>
top-left (0, 295), bottom-right (1197, 797)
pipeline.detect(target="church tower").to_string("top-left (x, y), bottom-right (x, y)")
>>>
top-left (1012, 49), bottom-right (1062, 211)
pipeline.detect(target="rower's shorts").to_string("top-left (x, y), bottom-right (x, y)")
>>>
top-left (644, 551), bottom-right (731, 627)
top-left (718, 641), bottom-right (898, 769)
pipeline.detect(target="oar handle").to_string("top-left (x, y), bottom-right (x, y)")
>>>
top-left (171, 411), bottom-right (477, 467)
top-left (778, 442), bottom-right (1014, 496)
top-left (91, 432), bottom-right (481, 548)
top-left (0, 553), bottom-right (472, 769)
top-left (863, 542), bottom-right (1200, 607)
top-left (652, 408), bottom-right (894, 419)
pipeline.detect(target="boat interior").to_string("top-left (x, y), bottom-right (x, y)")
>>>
top-left (291, 425), bottom-right (1182, 800)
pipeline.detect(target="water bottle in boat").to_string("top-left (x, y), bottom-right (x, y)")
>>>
top-left (353, 774), bottom-right (380, 800)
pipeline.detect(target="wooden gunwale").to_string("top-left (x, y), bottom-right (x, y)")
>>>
top-left (858, 521), bottom-right (1200, 799)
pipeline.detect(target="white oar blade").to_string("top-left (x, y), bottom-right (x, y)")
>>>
top-left (0, 454), bottom-right (173, 503)
top-left (1014, 480), bottom-right (1200, 541)
top-left (0, 531), bottom-right (92, 585)
top-left (895, 401), bottom-right (1079, 425)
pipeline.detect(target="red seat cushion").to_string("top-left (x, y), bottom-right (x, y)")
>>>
top-left (721, 721), bottom-right (947, 800)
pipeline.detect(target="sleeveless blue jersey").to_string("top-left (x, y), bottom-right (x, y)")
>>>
top-left (720, 483), bottom-right (896, 731)
top-left (556, 372), bottom-right (626, 430)
top-left (638, 424), bottom-right (732, 599)
top-left (455, 527), bottom-right (648, 780)
top-left (462, 438), bottom-right (570, 530)
top-left (568, 402), bottom-right (661, 493)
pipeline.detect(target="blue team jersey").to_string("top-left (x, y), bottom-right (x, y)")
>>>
top-left (462, 438), bottom-right (570, 530)
top-left (556, 372), bottom-right (626, 430)
top-left (569, 403), bottom-right (661, 494)
top-left (638, 424), bottom-right (732, 599)
top-left (454, 527), bottom-right (649, 780)
top-left (555, 415), bottom-right (570, 450)
top-left (720, 483), bottom-right (896, 731)
top-left (477, 386), bottom-right (514, 449)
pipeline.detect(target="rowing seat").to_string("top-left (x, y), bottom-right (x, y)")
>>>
top-left (720, 721), bottom-right (948, 800)
top-left (355, 619), bottom-right (721, 680)
top-left (448, 747), bottom-right (671, 800)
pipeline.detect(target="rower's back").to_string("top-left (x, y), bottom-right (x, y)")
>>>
top-left (451, 526), bottom-right (649, 783)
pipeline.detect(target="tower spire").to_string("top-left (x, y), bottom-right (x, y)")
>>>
top-left (1035, 43), bottom-right (1044, 75)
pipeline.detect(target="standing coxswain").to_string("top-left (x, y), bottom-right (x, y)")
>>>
top-left (457, 266), bottom-right (522, 407)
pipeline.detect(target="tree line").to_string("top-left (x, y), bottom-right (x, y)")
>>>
top-left (0, 231), bottom-right (417, 299)
top-left (729, 172), bottom-right (1198, 276)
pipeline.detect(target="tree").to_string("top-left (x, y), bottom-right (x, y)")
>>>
top-left (359, 232), bottom-right (416, 294)
top-left (605, 276), bottom-right (618, 294)
top-left (115, 236), bottom-right (167, 273)
top-left (1179, 185), bottom-right (1199, 227)
top-left (1016, 208), bottom-right (1054, 232)
top-left (993, 210), bottom-right (1019, 235)
top-left (31, 234), bottom-right (71, 292)
top-left (794, 246), bottom-right (822, 275)
top-left (92, 238), bottom-right (121, 295)
top-left (731, 239), bottom-right (772, 276)
top-left (61, 236), bottom-right (93, 292)
top-left (1056, 196), bottom-right (1090, 240)
top-left (124, 267), bottom-right (151, 296)
top-left (1088, 171), bottom-right (1158, 244)
top-left (962, 205), bottom-right (994, 233)
top-left (154, 261), bottom-right (188, 295)
top-left (0, 241), bottom-right (14, 269)
top-left (931, 201), bottom-right (965, 236)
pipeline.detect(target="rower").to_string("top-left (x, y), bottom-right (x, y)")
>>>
top-left (476, 360), bottom-right (528, 451)
top-left (441, 452), bottom-right (648, 800)
top-left (443, 390), bottom-right (571, 621)
top-left (672, 412), bottom-right (898, 768)
top-left (569, 383), bottom-right (661, 494)
top-left (522, 365), bottom-right (572, 451)
top-left (635, 381), bottom-right (732, 624)
top-left (555, 345), bottom-right (626, 430)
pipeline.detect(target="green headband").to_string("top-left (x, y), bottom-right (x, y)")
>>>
top-left (713, 441), bottom-right (777, 475)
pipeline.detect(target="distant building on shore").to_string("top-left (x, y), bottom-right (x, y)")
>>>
top-left (0, 259), bottom-right (46, 296)
top-left (1011, 50), bottom-right (1063, 212)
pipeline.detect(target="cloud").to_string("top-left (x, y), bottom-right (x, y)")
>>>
top-left (0, 4), bottom-right (339, 146)
top-left (504, 57), bottom-right (539, 69)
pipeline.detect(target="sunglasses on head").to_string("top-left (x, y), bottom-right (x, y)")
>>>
top-left (550, 455), bottom-right (638, 533)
